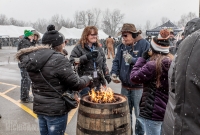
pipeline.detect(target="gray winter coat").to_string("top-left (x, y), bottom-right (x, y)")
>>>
top-left (162, 29), bottom-right (200, 135)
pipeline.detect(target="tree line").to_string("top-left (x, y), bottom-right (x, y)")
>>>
top-left (0, 9), bottom-right (197, 37)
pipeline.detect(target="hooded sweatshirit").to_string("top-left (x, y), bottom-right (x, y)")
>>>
top-left (16, 45), bottom-right (90, 116)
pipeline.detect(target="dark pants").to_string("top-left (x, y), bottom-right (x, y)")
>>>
top-left (20, 68), bottom-right (31, 101)
top-left (38, 114), bottom-right (68, 135)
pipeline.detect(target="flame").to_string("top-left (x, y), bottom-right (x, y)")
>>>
top-left (88, 87), bottom-right (116, 103)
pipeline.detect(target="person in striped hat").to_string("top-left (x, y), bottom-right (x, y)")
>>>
top-left (130, 29), bottom-right (174, 135)
top-left (150, 29), bottom-right (170, 54)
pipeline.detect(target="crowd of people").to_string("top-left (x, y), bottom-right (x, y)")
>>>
top-left (2, 17), bottom-right (198, 135)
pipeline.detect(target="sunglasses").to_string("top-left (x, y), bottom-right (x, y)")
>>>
top-left (122, 34), bottom-right (128, 37)
top-left (90, 34), bottom-right (98, 36)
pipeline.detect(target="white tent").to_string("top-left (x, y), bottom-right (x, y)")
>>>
top-left (59, 27), bottom-right (81, 39)
top-left (98, 30), bottom-right (109, 39)
top-left (0, 25), bottom-right (43, 38)
top-left (59, 27), bottom-right (108, 39)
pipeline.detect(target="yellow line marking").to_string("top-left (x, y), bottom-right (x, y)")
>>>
top-left (2, 86), bottom-right (17, 94)
top-left (0, 93), bottom-right (37, 119)
top-left (0, 81), bottom-right (76, 135)
top-left (17, 99), bottom-right (20, 102)
top-left (0, 81), bottom-right (20, 87)
top-left (67, 107), bottom-right (78, 124)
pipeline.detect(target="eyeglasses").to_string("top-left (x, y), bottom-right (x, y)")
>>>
top-left (90, 34), bottom-right (98, 37)
top-left (122, 34), bottom-right (128, 37)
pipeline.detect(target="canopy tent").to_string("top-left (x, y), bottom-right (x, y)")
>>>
top-left (59, 27), bottom-right (108, 39)
top-left (0, 25), bottom-right (43, 38)
top-left (59, 27), bottom-right (81, 39)
top-left (98, 30), bottom-right (109, 39)
top-left (146, 20), bottom-right (182, 36)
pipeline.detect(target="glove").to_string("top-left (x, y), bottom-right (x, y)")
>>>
top-left (123, 52), bottom-right (133, 64)
top-left (105, 75), bottom-right (111, 84)
top-left (88, 75), bottom-right (93, 82)
top-left (63, 49), bottom-right (68, 56)
top-left (111, 74), bottom-right (121, 83)
top-left (142, 49), bottom-right (150, 60)
top-left (87, 75), bottom-right (94, 88)
top-left (86, 51), bottom-right (98, 60)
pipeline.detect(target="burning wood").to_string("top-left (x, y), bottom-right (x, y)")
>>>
top-left (88, 87), bottom-right (117, 103)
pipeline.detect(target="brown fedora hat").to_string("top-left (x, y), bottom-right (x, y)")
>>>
top-left (121, 23), bottom-right (139, 33)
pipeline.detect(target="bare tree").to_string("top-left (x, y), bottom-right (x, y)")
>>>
top-left (91, 8), bottom-right (101, 27)
top-left (102, 9), bottom-right (124, 37)
top-left (32, 19), bottom-right (48, 34)
top-left (177, 12), bottom-right (197, 27)
top-left (74, 11), bottom-right (81, 28)
top-left (161, 17), bottom-right (169, 24)
top-left (9, 18), bottom-right (18, 25)
top-left (0, 14), bottom-right (9, 25)
top-left (50, 14), bottom-right (62, 30)
top-left (144, 20), bottom-right (152, 30)
top-left (8, 17), bottom-right (29, 26)
top-left (61, 18), bottom-right (75, 28)
top-left (73, 8), bottom-right (101, 28)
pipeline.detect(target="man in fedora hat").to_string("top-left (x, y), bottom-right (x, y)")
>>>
top-left (110, 23), bottom-right (150, 135)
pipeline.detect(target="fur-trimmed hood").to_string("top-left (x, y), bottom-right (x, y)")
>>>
top-left (16, 45), bottom-right (50, 61)
top-left (16, 45), bottom-right (55, 72)
top-left (32, 30), bottom-right (41, 40)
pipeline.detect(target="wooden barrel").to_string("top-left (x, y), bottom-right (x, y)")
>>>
top-left (76, 93), bottom-right (131, 135)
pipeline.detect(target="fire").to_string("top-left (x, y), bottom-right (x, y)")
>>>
top-left (88, 87), bottom-right (116, 103)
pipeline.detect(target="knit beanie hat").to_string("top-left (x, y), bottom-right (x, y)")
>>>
top-left (151, 29), bottom-right (170, 54)
top-left (24, 30), bottom-right (33, 37)
top-left (42, 25), bottom-right (64, 47)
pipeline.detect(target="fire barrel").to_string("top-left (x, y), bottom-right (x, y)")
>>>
top-left (76, 93), bottom-right (131, 135)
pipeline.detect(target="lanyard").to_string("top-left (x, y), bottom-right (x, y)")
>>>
top-left (89, 45), bottom-right (97, 71)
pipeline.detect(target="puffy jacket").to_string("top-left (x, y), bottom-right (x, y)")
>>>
top-left (16, 45), bottom-right (90, 116)
top-left (17, 37), bottom-right (34, 51)
top-left (110, 39), bottom-right (150, 88)
top-left (162, 29), bottom-right (200, 135)
top-left (130, 57), bottom-right (172, 121)
top-left (70, 43), bottom-right (109, 87)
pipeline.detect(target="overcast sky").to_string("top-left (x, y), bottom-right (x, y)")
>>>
top-left (0, 0), bottom-right (198, 28)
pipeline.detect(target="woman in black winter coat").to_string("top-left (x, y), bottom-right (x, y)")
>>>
top-left (16, 25), bottom-right (92, 135)
top-left (70, 26), bottom-right (111, 96)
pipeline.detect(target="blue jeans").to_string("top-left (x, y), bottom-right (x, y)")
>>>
top-left (138, 117), bottom-right (162, 135)
top-left (20, 68), bottom-right (31, 101)
top-left (38, 114), bottom-right (68, 135)
top-left (121, 87), bottom-right (144, 135)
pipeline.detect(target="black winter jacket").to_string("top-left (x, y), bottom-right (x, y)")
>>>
top-left (16, 45), bottom-right (90, 116)
top-left (17, 37), bottom-right (34, 51)
top-left (70, 44), bottom-right (109, 87)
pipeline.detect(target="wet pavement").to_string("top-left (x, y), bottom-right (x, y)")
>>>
top-left (0, 46), bottom-right (136, 135)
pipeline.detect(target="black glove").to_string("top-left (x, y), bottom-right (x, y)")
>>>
top-left (105, 75), bottom-right (111, 84)
top-left (142, 49), bottom-right (150, 60)
top-left (86, 51), bottom-right (98, 60)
